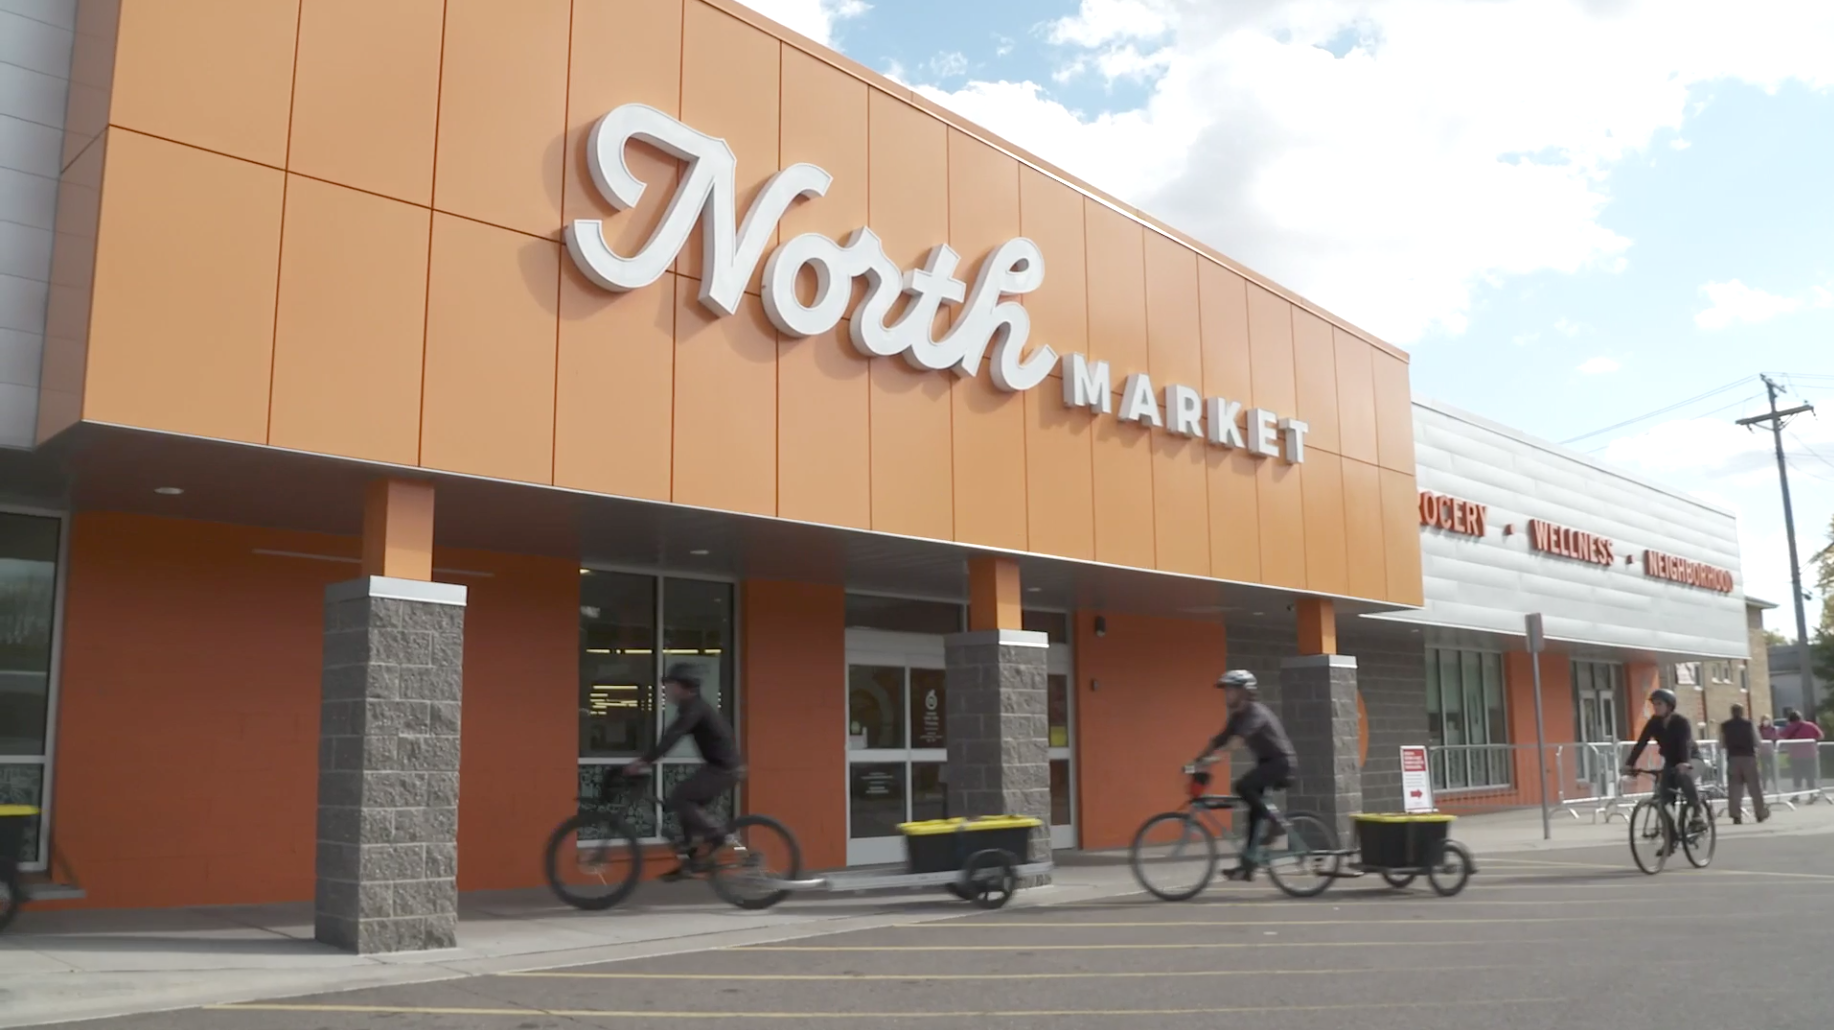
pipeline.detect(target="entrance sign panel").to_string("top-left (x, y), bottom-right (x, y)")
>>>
top-left (1400, 745), bottom-right (1434, 813)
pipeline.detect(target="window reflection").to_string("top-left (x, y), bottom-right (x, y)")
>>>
top-left (0, 513), bottom-right (59, 757)
top-left (1047, 674), bottom-right (1070, 748)
top-left (579, 572), bottom-right (657, 759)
top-left (848, 666), bottom-right (904, 749)
top-left (660, 578), bottom-right (733, 760)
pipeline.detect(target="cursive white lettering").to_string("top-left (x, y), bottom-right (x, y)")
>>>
top-left (567, 103), bottom-right (1058, 392)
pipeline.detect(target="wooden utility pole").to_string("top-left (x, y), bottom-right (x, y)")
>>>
top-left (1737, 375), bottom-right (1818, 720)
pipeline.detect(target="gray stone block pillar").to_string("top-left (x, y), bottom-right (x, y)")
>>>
top-left (316, 576), bottom-right (467, 954)
top-left (1279, 654), bottom-right (1363, 846)
top-left (944, 629), bottom-right (1052, 883)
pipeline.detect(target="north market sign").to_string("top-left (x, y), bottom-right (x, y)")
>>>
top-left (563, 104), bottom-right (1310, 464)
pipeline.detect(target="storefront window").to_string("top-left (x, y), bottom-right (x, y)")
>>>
top-left (579, 572), bottom-right (657, 759)
top-left (1426, 648), bottom-right (1509, 790)
top-left (577, 571), bottom-right (735, 839)
top-left (0, 512), bottom-right (59, 866)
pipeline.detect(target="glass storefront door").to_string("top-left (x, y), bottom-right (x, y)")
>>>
top-left (0, 511), bottom-right (62, 872)
top-left (844, 624), bottom-right (1074, 866)
top-left (1573, 660), bottom-right (1624, 792)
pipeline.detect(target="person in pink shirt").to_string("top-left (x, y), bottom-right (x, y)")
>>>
top-left (1778, 709), bottom-right (1825, 792)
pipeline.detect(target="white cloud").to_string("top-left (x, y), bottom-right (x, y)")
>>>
top-left (1554, 317), bottom-right (1582, 337)
top-left (1601, 413), bottom-right (1834, 627)
top-left (1512, 331), bottom-right (1540, 346)
top-left (929, 50), bottom-right (969, 79)
top-left (996, 34), bottom-right (1015, 58)
top-left (1578, 356), bottom-right (1621, 374)
top-left (1670, 138), bottom-right (1692, 150)
top-left (1694, 279), bottom-right (1809, 330)
top-left (732, 0), bottom-right (868, 46)
top-left (1046, 0), bottom-right (1175, 48)
top-left (909, 0), bottom-right (1834, 345)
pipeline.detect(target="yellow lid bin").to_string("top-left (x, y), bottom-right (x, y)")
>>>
top-left (897, 816), bottom-right (1043, 836)
top-left (0, 806), bottom-right (40, 818)
top-left (896, 816), bottom-right (1043, 875)
top-left (1352, 813), bottom-right (1456, 824)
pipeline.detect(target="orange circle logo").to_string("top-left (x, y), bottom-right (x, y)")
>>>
top-left (1357, 690), bottom-right (1370, 768)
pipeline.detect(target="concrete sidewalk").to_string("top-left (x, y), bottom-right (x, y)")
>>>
top-left (5, 801), bottom-right (1833, 1028)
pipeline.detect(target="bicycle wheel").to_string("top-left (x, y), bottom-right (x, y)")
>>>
top-left (1681, 800), bottom-right (1717, 869)
top-left (0, 867), bottom-right (19, 933)
top-left (1264, 813), bottom-right (1342, 899)
top-left (708, 814), bottom-right (803, 911)
top-left (1426, 841), bottom-right (1473, 897)
top-left (1379, 870), bottom-right (1417, 889)
top-left (1129, 812), bottom-right (1217, 902)
top-left (544, 811), bottom-right (643, 911)
top-left (1627, 799), bottom-right (1668, 875)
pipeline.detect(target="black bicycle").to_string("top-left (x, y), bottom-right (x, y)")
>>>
top-left (1129, 767), bottom-right (1341, 901)
top-left (1626, 767), bottom-right (1716, 875)
top-left (543, 772), bottom-right (803, 910)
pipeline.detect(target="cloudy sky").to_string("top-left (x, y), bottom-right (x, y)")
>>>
top-left (741, 0), bottom-right (1834, 635)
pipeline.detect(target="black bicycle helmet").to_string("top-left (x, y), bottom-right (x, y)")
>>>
top-left (662, 663), bottom-right (702, 691)
top-left (1216, 670), bottom-right (1258, 696)
top-left (1649, 687), bottom-right (1677, 710)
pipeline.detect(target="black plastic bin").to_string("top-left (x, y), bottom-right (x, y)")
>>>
top-left (0, 806), bottom-right (30, 872)
top-left (1354, 814), bottom-right (1454, 869)
top-left (898, 816), bottom-right (1040, 875)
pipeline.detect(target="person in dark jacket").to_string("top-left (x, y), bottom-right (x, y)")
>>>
top-left (1193, 670), bottom-right (1298, 880)
top-left (622, 664), bottom-right (743, 880)
top-left (1624, 688), bottom-right (1704, 847)
top-left (1719, 703), bottom-right (1768, 824)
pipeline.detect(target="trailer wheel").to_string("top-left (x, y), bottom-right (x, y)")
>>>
top-left (961, 849), bottom-right (1018, 910)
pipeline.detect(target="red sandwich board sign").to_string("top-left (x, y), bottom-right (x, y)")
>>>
top-left (1400, 745), bottom-right (1435, 813)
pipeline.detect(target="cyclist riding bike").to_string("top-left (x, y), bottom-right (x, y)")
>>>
top-left (1622, 687), bottom-right (1705, 851)
top-left (620, 664), bottom-right (745, 881)
top-left (1191, 670), bottom-right (1298, 881)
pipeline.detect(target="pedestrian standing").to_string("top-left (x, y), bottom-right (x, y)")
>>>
top-left (1759, 715), bottom-right (1780, 793)
top-left (1720, 704), bottom-right (1768, 824)
top-left (1778, 709), bottom-right (1824, 793)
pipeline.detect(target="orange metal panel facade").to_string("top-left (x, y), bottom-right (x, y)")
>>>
top-left (107, 0), bottom-right (299, 167)
top-left (672, 280), bottom-right (780, 517)
top-left (421, 214), bottom-right (561, 484)
top-left (44, 0), bottom-right (1418, 603)
top-left (81, 130), bottom-right (283, 445)
top-left (432, 0), bottom-right (570, 240)
top-left (1292, 309), bottom-right (1340, 454)
top-left (554, 265), bottom-right (676, 502)
top-left (268, 176), bottom-right (430, 466)
top-left (287, 0), bottom-right (444, 207)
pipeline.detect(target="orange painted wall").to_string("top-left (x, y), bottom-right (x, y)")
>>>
top-left (1503, 650), bottom-right (1579, 802)
top-left (42, 0), bottom-right (1420, 606)
top-left (739, 580), bottom-right (848, 870)
top-left (47, 511), bottom-right (576, 909)
top-left (1073, 611), bottom-right (1230, 850)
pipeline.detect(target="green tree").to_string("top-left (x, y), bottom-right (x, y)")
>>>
top-left (1816, 515), bottom-right (1834, 731)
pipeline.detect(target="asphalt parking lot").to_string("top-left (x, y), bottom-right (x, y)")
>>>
top-left (44, 831), bottom-right (1834, 1029)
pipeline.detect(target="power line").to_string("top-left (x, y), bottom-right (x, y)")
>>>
top-left (1560, 375), bottom-right (1756, 445)
top-left (1787, 456), bottom-right (1834, 486)
top-left (1581, 392), bottom-right (1765, 455)
top-left (1787, 428), bottom-right (1834, 474)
